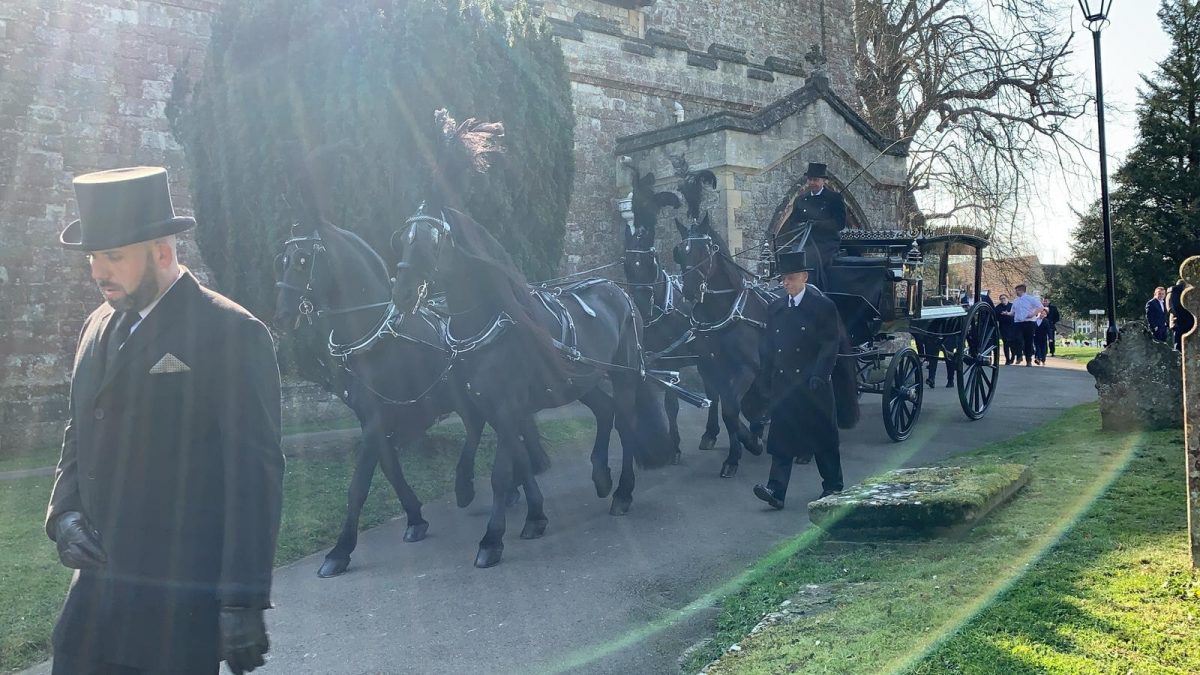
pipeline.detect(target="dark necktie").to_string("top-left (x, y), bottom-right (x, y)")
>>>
top-left (104, 310), bottom-right (135, 373)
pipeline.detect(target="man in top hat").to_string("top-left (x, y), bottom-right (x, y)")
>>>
top-left (46, 167), bottom-right (284, 675)
top-left (752, 247), bottom-right (844, 510)
top-left (772, 162), bottom-right (847, 291)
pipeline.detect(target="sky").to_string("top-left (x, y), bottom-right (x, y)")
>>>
top-left (1032, 4), bottom-right (1172, 265)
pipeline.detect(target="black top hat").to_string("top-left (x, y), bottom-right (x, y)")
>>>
top-left (804, 162), bottom-right (828, 179)
top-left (60, 166), bottom-right (195, 251)
top-left (777, 247), bottom-right (813, 276)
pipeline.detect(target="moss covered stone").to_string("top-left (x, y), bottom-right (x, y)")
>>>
top-left (808, 464), bottom-right (1030, 535)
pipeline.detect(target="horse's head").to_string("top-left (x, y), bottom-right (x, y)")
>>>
top-left (625, 170), bottom-right (680, 285)
top-left (672, 212), bottom-right (718, 302)
top-left (274, 218), bottom-right (390, 332)
top-left (273, 221), bottom-right (327, 330)
top-left (391, 208), bottom-right (453, 315)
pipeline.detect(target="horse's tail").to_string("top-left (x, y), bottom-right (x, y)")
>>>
top-left (632, 375), bottom-right (675, 469)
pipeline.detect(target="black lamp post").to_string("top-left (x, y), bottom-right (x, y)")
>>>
top-left (1079, 0), bottom-right (1119, 346)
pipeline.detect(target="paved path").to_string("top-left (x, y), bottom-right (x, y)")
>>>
top-left (26, 360), bottom-right (1095, 675)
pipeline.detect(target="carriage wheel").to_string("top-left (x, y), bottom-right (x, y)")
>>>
top-left (955, 303), bottom-right (1000, 420)
top-left (882, 347), bottom-right (924, 442)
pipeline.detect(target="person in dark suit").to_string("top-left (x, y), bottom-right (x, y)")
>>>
top-left (1146, 287), bottom-right (1169, 342)
top-left (46, 167), bottom-right (284, 675)
top-left (1042, 297), bottom-right (1061, 356)
top-left (1168, 279), bottom-right (1195, 351)
top-left (772, 162), bottom-right (847, 291)
top-left (752, 248), bottom-right (844, 509)
top-left (995, 293), bottom-right (1016, 364)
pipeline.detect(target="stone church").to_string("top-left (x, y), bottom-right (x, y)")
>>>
top-left (0, 0), bottom-right (905, 451)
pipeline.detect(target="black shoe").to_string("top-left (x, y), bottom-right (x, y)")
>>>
top-left (945, 380), bottom-right (954, 388)
top-left (818, 489), bottom-right (843, 499)
top-left (753, 484), bottom-right (785, 510)
top-left (925, 378), bottom-right (935, 388)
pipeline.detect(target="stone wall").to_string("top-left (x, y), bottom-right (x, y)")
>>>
top-left (0, 0), bottom-right (859, 454)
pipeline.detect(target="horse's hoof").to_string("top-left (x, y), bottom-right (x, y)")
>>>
top-left (720, 463), bottom-right (738, 478)
top-left (475, 546), bottom-right (503, 568)
top-left (404, 521), bottom-right (429, 543)
top-left (506, 488), bottom-right (521, 508)
top-left (318, 556), bottom-right (350, 578)
top-left (699, 435), bottom-right (717, 452)
top-left (609, 495), bottom-right (632, 516)
top-left (456, 481), bottom-right (475, 508)
top-left (672, 449), bottom-right (683, 465)
top-left (745, 438), bottom-right (764, 457)
top-left (592, 465), bottom-right (613, 498)
top-left (520, 518), bottom-right (549, 539)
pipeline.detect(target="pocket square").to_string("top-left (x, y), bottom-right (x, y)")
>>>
top-left (149, 353), bottom-right (191, 374)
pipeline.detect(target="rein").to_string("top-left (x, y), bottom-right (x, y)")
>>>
top-left (677, 234), bottom-right (768, 334)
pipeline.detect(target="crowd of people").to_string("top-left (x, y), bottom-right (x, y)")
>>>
top-left (995, 285), bottom-right (1059, 366)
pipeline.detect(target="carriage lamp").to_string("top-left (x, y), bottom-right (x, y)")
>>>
top-left (618, 193), bottom-right (635, 234)
top-left (1078, 0), bottom-right (1119, 346)
top-left (902, 239), bottom-right (923, 280)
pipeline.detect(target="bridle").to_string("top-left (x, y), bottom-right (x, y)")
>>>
top-left (673, 233), bottom-right (735, 304)
top-left (392, 209), bottom-right (452, 316)
top-left (673, 231), bottom-right (767, 333)
top-left (274, 231), bottom-right (393, 355)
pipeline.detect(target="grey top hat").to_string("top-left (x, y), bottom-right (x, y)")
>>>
top-left (776, 247), bottom-right (813, 276)
top-left (60, 166), bottom-right (195, 251)
top-left (804, 162), bottom-right (828, 179)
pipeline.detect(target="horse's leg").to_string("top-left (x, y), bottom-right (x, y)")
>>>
top-left (698, 362), bottom-right (721, 451)
top-left (719, 379), bottom-right (744, 478)
top-left (318, 434), bottom-right (379, 578)
top-left (476, 414), bottom-right (519, 568)
top-left (579, 387), bottom-right (616, 498)
top-left (609, 373), bottom-right (641, 515)
top-left (515, 427), bottom-right (549, 540)
top-left (370, 417), bottom-right (429, 543)
top-left (664, 388), bottom-right (682, 464)
top-left (455, 409), bottom-right (486, 508)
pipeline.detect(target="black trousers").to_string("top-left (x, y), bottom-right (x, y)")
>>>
top-left (767, 449), bottom-right (843, 500)
top-left (1019, 322), bottom-right (1035, 363)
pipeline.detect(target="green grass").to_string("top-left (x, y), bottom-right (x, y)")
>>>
top-left (0, 417), bottom-right (358, 475)
top-left (1053, 344), bottom-right (1102, 364)
top-left (0, 415), bottom-right (592, 673)
top-left (693, 403), bottom-right (1197, 674)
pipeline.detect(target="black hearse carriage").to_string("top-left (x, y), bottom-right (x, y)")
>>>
top-left (767, 229), bottom-right (1000, 442)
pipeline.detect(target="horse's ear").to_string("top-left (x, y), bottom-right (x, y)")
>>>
top-left (655, 191), bottom-right (681, 209)
top-left (675, 218), bottom-right (688, 239)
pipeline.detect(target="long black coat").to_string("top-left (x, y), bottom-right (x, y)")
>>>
top-left (995, 302), bottom-right (1016, 340)
top-left (46, 270), bottom-right (284, 671)
top-left (758, 287), bottom-right (840, 461)
top-left (776, 190), bottom-right (846, 289)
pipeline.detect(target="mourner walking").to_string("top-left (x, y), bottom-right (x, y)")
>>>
top-left (1168, 279), bottom-right (1195, 351)
top-left (752, 248), bottom-right (844, 510)
top-left (45, 167), bottom-right (285, 675)
top-left (772, 162), bottom-right (847, 290)
top-left (1010, 284), bottom-right (1042, 366)
top-left (995, 293), bottom-right (1017, 365)
top-left (1041, 297), bottom-right (1060, 356)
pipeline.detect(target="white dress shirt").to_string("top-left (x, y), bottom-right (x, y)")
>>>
top-left (789, 287), bottom-right (808, 307)
top-left (1011, 293), bottom-right (1042, 322)
top-left (125, 266), bottom-right (185, 340)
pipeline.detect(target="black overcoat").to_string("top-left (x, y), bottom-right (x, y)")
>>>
top-left (46, 270), bottom-right (284, 672)
top-left (995, 302), bottom-right (1016, 340)
top-left (758, 287), bottom-right (840, 461)
top-left (776, 190), bottom-right (846, 288)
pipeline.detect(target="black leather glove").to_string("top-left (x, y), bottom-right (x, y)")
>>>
top-left (54, 511), bottom-right (106, 570)
top-left (220, 607), bottom-right (269, 674)
top-left (808, 376), bottom-right (827, 391)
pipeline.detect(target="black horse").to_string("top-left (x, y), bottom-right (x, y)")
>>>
top-left (624, 169), bottom-right (721, 458)
top-left (274, 218), bottom-right (548, 577)
top-left (390, 114), bottom-right (673, 568)
top-left (671, 213), bottom-right (771, 478)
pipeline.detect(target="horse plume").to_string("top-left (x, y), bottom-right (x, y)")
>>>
top-left (678, 169), bottom-right (717, 222)
top-left (428, 108), bottom-right (506, 211)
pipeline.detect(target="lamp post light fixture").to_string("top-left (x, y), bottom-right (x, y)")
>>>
top-left (1079, 0), bottom-right (1119, 347)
